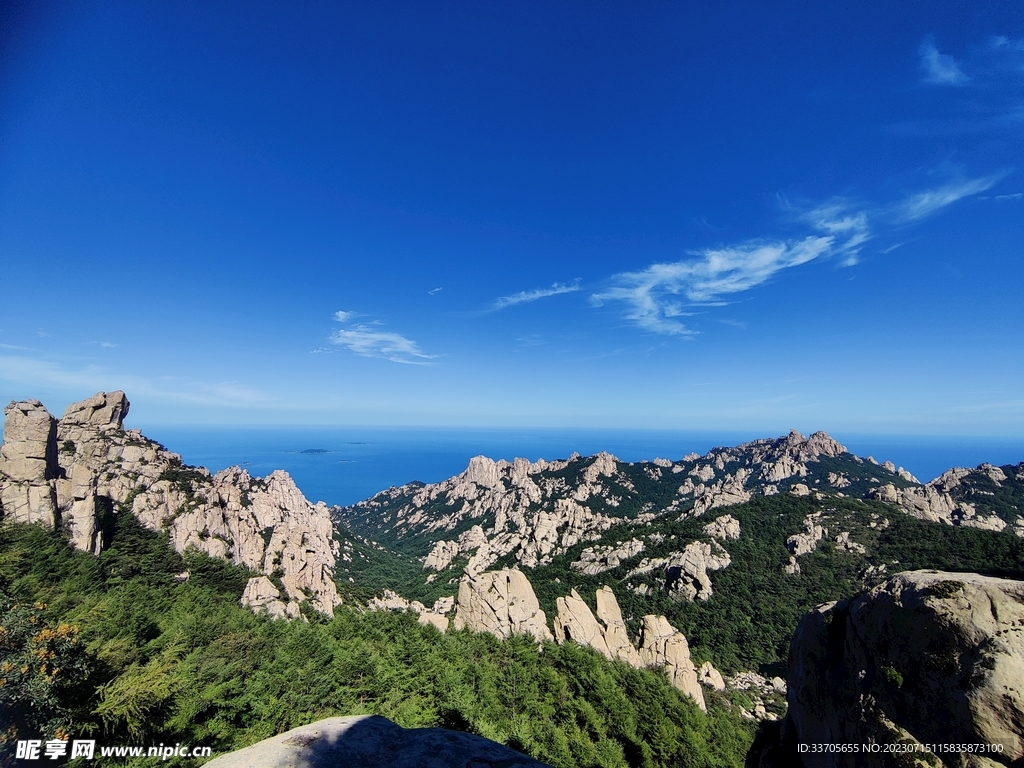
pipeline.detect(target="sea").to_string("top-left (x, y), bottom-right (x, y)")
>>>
top-left (142, 426), bottom-right (1024, 509)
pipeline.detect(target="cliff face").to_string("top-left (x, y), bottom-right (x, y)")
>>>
top-left (0, 392), bottom-right (341, 618)
top-left (753, 570), bottom-right (1024, 767)
top-left (450, 568), bottom-right (710, 710)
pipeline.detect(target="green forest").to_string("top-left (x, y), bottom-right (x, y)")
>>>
top-left (0, 517), bottom-right (754, 767)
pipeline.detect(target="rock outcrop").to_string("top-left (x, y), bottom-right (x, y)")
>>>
top-left (594, 585), bottom-right (643, 667)
top-left (698, 661), bottom-right (725, 691)
top-left (452, 568), bottom-right (553, 642)
top-left (867, 463), bottom-right (1020, 533)
top-left (637, 614), bottom-right (706, 711)
top-left (0, 392), bottom-right (341, 618)
top-left (702, 514), bottom-right (740, 541)
top-left (570, 538), bottom-right (644, 575)
top-left (241, 575), bottom-right (300, 620)
top-left (768, 570), bottom-right (1024, 766)
top-left (203, 715), bottom-right (551, 768)
top-left (627, 539), bottom-right (732, 601)
top-left (553, 589), bottom-right (613, 657)
top-left (0, 399), bottom-right (60, 528)
top-left (786, 512), bottom-right (828, 558)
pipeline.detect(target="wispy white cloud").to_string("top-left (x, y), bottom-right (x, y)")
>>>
top-left (593, 200), bottom-right (870, 335)
top-left (919, 39), bottom-right (969, 86)
top-left (994, 192), bottom-right (1022, 201)
top-left (491, 280), bottom-right (581, 310)
top-left (428, 287), bottom-right (443, 295)
top-left (894, 175), bottom-right (1001, 222)
top-left (329, 312), bottom-right (434, 364)
top-left (592, 237), bottom-right (832, 335)
top-left (329, 327), bottom-right (435, 364)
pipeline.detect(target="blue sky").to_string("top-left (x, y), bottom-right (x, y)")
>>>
top-left (1, 1), bottom-right (1022, 435)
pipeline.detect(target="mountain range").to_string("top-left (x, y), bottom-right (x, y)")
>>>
top-left (2, 391), bottom-right (1022, 766)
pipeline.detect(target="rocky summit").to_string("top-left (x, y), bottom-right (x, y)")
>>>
top-left (0, 392), bottom-right (341, 618)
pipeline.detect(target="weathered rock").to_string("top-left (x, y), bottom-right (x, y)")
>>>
top-left (417, 612), bottom-right (449, 632)
top-left (241, 576), bottom-right (299, 620)
top-left (626, 539), bottom-right (732, 601)
top-left (431, 596), bottom-right (455, 615)
top-left (1, 392), bottom-right (342, 617)
top-left (698, 661), bottom-right (725, 691)
top-left (594, 585), bottom-right (644, 667)
top-left (702, 514), bottom-right (740, 541)
top-left (423, 539), bottom-right (460, 571)
top-left (337, 452), bottom-right (623, 574)
top-left (553, 589), bottom-right (612, 657)
top-left (0, 399), bottom-right (60, 526)
top-left (834, 531), bottom-right (866, 554)
top-left (571, 538), bottom-right (644, 575)
top-left (666, 540), bottom-right (731, 601)
top-left (786, 513), bottom-right (827, 558)
top-left (61, 390), bottom-right (129, 429)
top-left (637, 615), bottom-right (706, 711)
top-left (453, 568), bottom-right (553, 642)
top-left (781, 571), bottom-right (1024, 766)
top-left (203, 715), bottom-right (551, 768)
top-left (368, 589), bottom-right (416, 612)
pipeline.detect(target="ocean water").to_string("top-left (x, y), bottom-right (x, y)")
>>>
top-left (143, 426), bottom-right (1024, 508)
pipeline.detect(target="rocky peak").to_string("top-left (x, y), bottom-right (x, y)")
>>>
top-left (61, 390), bottom-right (130, 430)
top-left (0, 391), bottom-right (341, 618)
top-left (452, 568), bottom-right (553, 643)
top-left (637, 614), bottom-right (706, 711)
top-left (463, 455), bottom-right (502, 488)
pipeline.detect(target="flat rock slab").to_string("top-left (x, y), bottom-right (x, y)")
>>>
top-left (204, 715), bottom-right (552, 768)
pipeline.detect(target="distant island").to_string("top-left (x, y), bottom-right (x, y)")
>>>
top-left (299, 448), bottom-right (331, 454)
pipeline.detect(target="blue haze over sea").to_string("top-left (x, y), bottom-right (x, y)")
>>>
top-left (144, 427), bottom-right (1024, 508)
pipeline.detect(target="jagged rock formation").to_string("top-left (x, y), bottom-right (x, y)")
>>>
top-left (553, 589), bottom-right (613, 656)
top-left (335, 430), bottom-right (876, 579)
top-left (637, 614), bottom-right (706, 711)
top-left (594, 585), bottom-right (643, 667)
top-left (551, 586), bottom-right (705, 708)
top-left (763, 571), bottom-right (1024, 766)
top-left (626, 539), bottom-right (732, 601)
top-left (702, 513), bottom-right (740, 540)
top-left (786, 513), bottom-right (828, 558)
top-left (203, 715), bottom-right (552, 768)
top-left (868, 462), bottom-right (1023, 533)
top-left (698, 661), bottom-right (725, 691)
top-left (452, 568), bottom-right (553, 642)
top-left (0, 392), bottom-right (341, 618)
top-left (241, 575), bottom-right (300, 620)
top-left (570, 538), bottom-right (644, 575)
top-left (551, 586), bottom-right (642, 667)
top-left (452, 571), bottom-right (708, 710)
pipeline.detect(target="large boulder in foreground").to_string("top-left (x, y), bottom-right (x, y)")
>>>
top-left (760, 570), bottom-right (1024, 767)
top-left (203, 715), bottom-right (551, 768)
